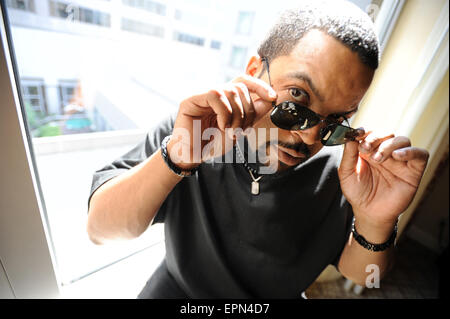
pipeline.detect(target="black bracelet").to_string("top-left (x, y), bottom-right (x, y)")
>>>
top-left (161, 135), bottom-right (198, 177)
top-left (351, 217), bottom-right (397, 252)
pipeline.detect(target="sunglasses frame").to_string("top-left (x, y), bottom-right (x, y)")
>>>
top-left (261, 57), bottom-right (360, 146)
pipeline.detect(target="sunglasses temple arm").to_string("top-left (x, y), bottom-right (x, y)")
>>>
top-left (261, 57), bottom-right (273, 86)
top-left (261, 57), bottom-right (276, 109)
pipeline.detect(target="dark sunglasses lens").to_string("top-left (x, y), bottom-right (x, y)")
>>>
top-left (320, 123), bottom-right (359, 146)
top-left (270, 102), bottom-right (321, 130)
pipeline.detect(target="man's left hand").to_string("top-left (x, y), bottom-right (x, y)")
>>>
top-left (339, 131), bottom-right (429, 230)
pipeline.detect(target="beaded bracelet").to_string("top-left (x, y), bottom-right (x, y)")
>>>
top-left (351, 217), bottom-right (397, 252)
top-left (161, 135), bottom-right (198, 177)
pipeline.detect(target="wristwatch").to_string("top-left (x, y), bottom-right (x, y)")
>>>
top-left (351, 217), bottom-right (397, 252)
top-left (161, 135), bottom-right (198, 177)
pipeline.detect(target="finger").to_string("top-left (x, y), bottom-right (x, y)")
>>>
top-left (354, 128), bottom-right (369, 141)
top-left (370, 136), bottom-right (411, 163)
top-left (358, 131), bottom-right (395, 154)
top-left (202, 89), bottom-right (233, 131)
top-left (180, 92), bottom-right (231, 131)
top-left (224, 85), bottom-right (245, 130)
top-left (234, 82), bottom-right (256, 130)
top-left (392, 146), bottom-right (430, 165)
top-left (232, 74), bottom-right (277, 101)
top-left (232, 75), bottom-right (277, 118)
top-left (339, 140), bottom-right (361, 179)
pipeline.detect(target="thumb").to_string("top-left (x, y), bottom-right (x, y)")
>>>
top-left (339, 141), bottom-right (360, 179)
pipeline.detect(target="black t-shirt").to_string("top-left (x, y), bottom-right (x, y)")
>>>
top-left (89, 114), bottom-right (354, 298)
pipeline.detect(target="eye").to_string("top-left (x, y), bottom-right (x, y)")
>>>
top-left (289, 88), bottom-right (309, 105)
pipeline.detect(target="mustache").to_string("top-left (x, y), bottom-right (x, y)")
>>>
top-left (267, 140), bottom-right (312, 158)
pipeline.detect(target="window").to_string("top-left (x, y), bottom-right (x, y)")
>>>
top-left (6, 0), bottom-right (35, 12)
top-left (122, 0), bottom-right (166, 16)
top-left (21, 78), bottom-right (47, 116)
top-left (57, 80), bottom-right (93, 135)
top-left (210, 40), bottom-right (221, 50)
top-left (173, 31), bottom-right (205, 46)
top-left (172, 8), bottom-right (207, 29)
top-left (174, 9), bottom-right (182, 20)
top-left (49, 1), bottom-right (111, 27)
top-left (235, 11), bottom-right (254, 35)
top-left (121, 18), bottom-right (164, 38)
top-left (58, 80), bottom-right (77, 111)
top-left (229, 46), bottom-right (247, 69)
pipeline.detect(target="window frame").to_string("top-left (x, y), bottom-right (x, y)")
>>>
top-left (373, 0), bottom-right (405, 55)
top-left (48, 0), bottom-right (111, 27)
top-left (0, 2), bottom-right (60, 298)
top-left (6, 0), bottom-right (34, 12)
top-left (58, 79), bottom-right (77, 113)
top-left (21, 77), bottom-right (48, 115)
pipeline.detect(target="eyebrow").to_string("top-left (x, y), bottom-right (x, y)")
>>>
top-left (285, 71), bottom-right (360, 116)
top-left (286, 71), bottom-right (325, 102)
top-left (334, 106), bottom-right (359, 117)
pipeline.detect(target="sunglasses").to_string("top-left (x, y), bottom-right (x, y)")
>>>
top-left (261, 57), bottom-right (361, 146)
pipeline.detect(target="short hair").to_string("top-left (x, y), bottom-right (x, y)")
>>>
top-left (257, 0), bottom-right (380, 70)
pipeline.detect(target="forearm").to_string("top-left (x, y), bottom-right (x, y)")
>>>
top-left (87, 149), bottom-right (182, 244)
top-left (337, 215), bottom-right (396, 286)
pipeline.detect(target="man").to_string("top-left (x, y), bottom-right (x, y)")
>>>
top-left (87, 1), bottom-right (429, 298)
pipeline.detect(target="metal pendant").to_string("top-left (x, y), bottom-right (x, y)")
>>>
top-left (251, 181), bottom-right (260, 195)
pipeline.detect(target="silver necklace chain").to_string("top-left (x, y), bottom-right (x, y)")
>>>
top-left (235, 141), bottom-right (258, 175)
top-left (235, 142), bottom-right (262, 195)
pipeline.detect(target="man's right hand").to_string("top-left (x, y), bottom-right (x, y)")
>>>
top-left (87, 75), bottom-right (277, 243)
top-left (168, 75), bottom-right (278, 170)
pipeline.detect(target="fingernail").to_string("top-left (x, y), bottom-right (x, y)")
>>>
top-left (269, 89), bottom-right (277, 98)
top-left (360, 142), bottom-right (370, 153)
top-left (372, 152), bottom-right (383, 162)
top-left (394, 150), bottom-right (406, 157)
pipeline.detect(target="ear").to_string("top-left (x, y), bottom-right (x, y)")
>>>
top-left (245, 55), bottom-right (263, 77)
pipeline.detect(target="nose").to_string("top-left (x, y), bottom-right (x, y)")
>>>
top-left (291, 124), bottom-right (323, 145)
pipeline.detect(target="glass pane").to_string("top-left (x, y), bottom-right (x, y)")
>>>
top-left (24, 85), bottom-right (38, 95)
top-left (236, 11), bottom-right (254, 35)
top-left (123, 0), bottom-right (167, 16)
top-left (30, 98), bottom-right (40, 106)
top-left (4, 0), bottom-right (373, 295)
top-left (229, 46), bottom-right (247, 69)
top-left (63, 86), bottom-right (74, 96)
top-left (6, 0), bottom-right (33, 11)
top-left (210, 40), bottom-right (221, 50)
top-left (16, 0), bottom-right (26, 10)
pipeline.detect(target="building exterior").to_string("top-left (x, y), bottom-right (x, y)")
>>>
top-left (6, 0), bottom-right (273, 136)
top-left (6, 0), bottom-right (371, 136)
